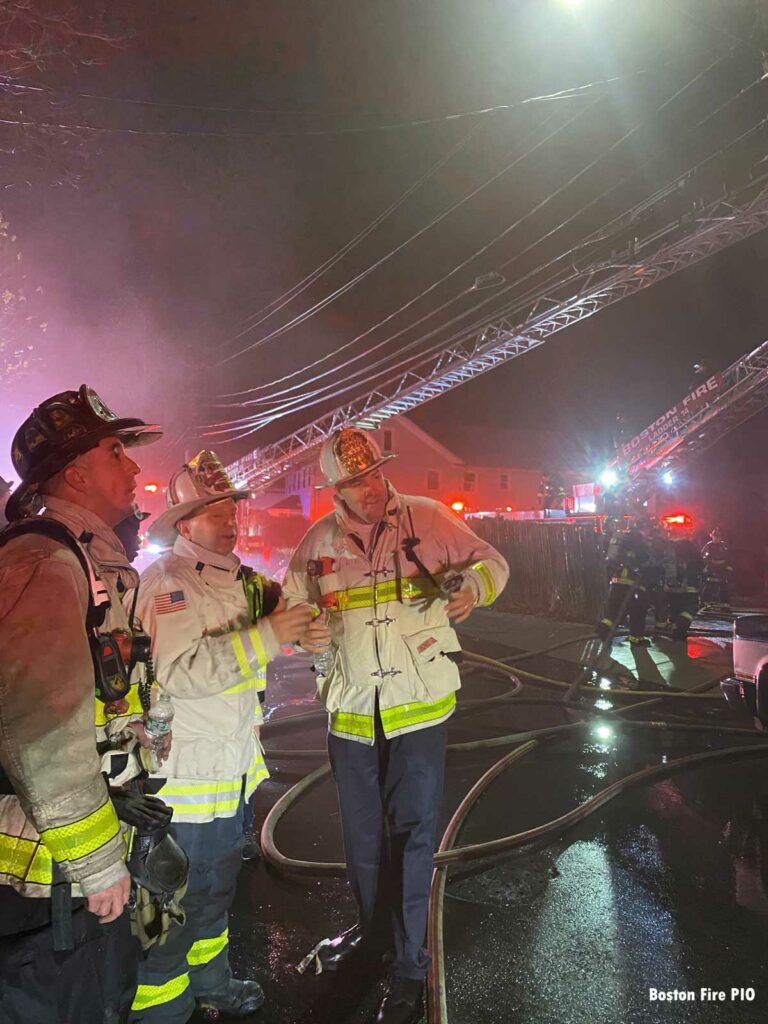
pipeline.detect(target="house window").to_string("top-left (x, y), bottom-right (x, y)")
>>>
top-left (500, 473), bottom-right (510, 491)
top-left (426, 470), bottom-right (440, 491)
top-left (382, 429), bottom-right (394, 454)
top-left (463, 471), bottom-right (476, 492)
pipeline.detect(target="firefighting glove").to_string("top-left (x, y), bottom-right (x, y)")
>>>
top-left (110, 790), bottom-right (173, 833)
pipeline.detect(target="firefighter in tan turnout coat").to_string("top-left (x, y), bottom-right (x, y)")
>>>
top-left (0, 385), bottom-right (167, 1024)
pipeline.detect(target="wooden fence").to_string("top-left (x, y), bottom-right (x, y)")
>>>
top-left (472, 518), bottom-right (607, 623)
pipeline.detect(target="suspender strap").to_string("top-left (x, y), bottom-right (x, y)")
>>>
top-left (50, 862), bottom-right (74, 952)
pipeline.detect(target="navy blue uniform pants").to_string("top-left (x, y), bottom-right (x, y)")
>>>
top-left (328, 711), bottom-right (447, 981)
top-left (0, 894), bottom-right (138, 1024)
top-left (130, 796), bottom-right (245, 1024)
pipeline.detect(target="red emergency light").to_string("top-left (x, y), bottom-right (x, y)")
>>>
top-left (662, 512), bottom-right (694, 528)
top-left (450, 500), bottom-right (465, 513)
top-left (143, 482), bottom-right (159, 494)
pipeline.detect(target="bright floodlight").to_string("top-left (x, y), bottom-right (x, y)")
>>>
top-left (600, 468), bottom-right (619, 488)
top-left (661, 470), bottom-right (674, 486)
top-left (594, 724), bottom-right (614, 742)
top-left (147, 543), bottom-right (163, 555)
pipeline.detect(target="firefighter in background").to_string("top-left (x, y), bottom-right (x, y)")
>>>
top-left (129, 451), bottom-right (313, 1024)
top-left (667, 539), bottom-right (702, 641)
top-left (701, 527), bottom-right (733, 611)
top-left (596, 519), bottom-right (653, 647)
top-left (284, 428), bottom-right (509, 1024)
top-left (0, 474), bottom-right (10, 528)
top-left (114, 503), bottom-right (152, 562)
top-left (646, 520), bottom-right (674, 635)
top-left (538, 471), bottom-right (566, 510)
top-left (0, 386), bottom-right (168, 1023)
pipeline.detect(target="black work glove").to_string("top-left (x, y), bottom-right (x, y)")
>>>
top-left (262, 579), bottom-right (283, 617)
top-left (110, 790), bottom-right (173, 832)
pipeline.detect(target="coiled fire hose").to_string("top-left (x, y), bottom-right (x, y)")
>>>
top-left (258, 645), bottom-right (763, 1024)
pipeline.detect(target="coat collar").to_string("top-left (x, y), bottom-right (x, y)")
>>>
top-left (172, 535), bottom-right (241, 583)
top-left (42, 495), bottom-right (139, 589)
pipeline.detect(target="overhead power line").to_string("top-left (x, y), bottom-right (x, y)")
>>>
top-left (207, 50), bottom-right (741, 429)
top-left (221, 119), bottom-right (484, 350)
top-left (0, 53), bottom-right (715, 138)
top-left (219, 107), bottom-right (568, 364)
top-left (222, 173), bottom-right (768, 484)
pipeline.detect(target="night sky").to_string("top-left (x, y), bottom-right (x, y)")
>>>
top-left (1, 0), bottom-right (766, 504)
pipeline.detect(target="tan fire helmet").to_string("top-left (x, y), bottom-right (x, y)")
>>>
top-left (316, 428), bottom-right (396, 488)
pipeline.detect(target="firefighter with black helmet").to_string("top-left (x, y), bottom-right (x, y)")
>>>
top-left (596, 518), bottom-right (653, 647)
top-left (701, 527), bottom-right (733, 612)
top-left (0, 386), bottom-right (172, 1023)
top-left (667, 539), bottom-right (703, 641)
top-left (0, 474), bottom-right (10, 529)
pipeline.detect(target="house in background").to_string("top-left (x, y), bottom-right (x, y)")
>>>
top-left (243, 415), bottom-right (582, 521)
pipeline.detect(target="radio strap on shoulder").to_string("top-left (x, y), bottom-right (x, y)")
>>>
top-left (0, 519), bottom-right (110, 632)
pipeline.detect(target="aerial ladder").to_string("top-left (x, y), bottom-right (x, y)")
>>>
top-left (609, 338), bottom-right (768, 497)
top-left (227, 169), bottom-right (768, 494)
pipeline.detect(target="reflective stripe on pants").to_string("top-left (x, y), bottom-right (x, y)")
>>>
top-left (130, 795), bottom-right (245, 1024)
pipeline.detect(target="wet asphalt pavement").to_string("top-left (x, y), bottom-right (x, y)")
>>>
top-left (202, 617), bottom-right (768, 1024)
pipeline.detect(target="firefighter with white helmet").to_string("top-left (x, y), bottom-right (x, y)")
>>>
top-left (284, 428), bottom-right (509, 1024)
top-left (128, 450), bottom-right (313, 1024)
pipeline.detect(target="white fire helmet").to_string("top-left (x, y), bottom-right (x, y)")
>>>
top-left (148, 450), bottom-right (249, 547)
top-left (316, 428), bottom-right (396, 488)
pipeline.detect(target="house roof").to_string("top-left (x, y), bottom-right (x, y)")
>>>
top-left (421, 421), bottom-right (590, 472)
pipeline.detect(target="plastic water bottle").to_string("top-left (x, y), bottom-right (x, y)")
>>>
top-left (314, 644), bottom-right (335, 678)
top-left (313, 611), bottom-right (334, 678)
top-left (145, 690), bottom-right (174, 772)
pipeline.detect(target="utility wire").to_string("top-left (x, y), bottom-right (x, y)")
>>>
top-left (221, 119), bottom-right (485, 351)
top-left (219, 109), bottom-right (565, 364)
top-left (209, 50), bottom-right (733, 426)
top-left (0, 56), bottom-right (713, 133)
top-left (217, 100), bottom-right (598, 393)
top-left (203, 77), bottom-right (765, 441)
top-left (205, 161), bottom-right (768, 444)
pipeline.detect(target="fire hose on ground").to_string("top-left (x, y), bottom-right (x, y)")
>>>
top-left (257, 646), bottom-right (765, 1024)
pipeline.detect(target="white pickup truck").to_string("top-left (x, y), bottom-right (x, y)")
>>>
top-left (721, 615), bottom-right (768, 730)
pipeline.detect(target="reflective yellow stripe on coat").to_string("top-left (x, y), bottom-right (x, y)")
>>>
top-left (469, 561), bottom-right (497, 605)
top-left (330, 693), bottom-right (456, 741)
top-left (332, 576), bottom-right (440, 611)
top-left (230, 628), bottom-right (267, 691)
top-left (0, 832), bottom-right (53, 884)
top-left (160, 747), bottom-right (268, 823)
top-left (40, 799), bottom-right (120, 864)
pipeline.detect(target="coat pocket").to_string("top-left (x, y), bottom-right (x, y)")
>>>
top-left (401, 625), bottom-right (462, 701)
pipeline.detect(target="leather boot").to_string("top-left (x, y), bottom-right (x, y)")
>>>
top-left (196, 978), bottom-right (265, 1018)
top-left (241, 833), bottom-right (262, 862)
top-left (374, 977), bottom-right (424, 1024)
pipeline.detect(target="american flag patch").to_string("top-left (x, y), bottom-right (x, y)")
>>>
top-left (154, 590), bottom-right (187, 615)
